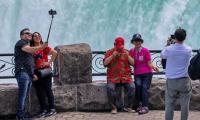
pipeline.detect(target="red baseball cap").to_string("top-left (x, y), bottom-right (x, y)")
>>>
top-left (114, 37), bottom-right (124, 49)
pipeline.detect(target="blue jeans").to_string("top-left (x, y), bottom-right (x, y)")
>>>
top-left (134, 72), bottom-right (152, 107)
top-left (15, 71), bottom-right (32, 118)
top-left (107, 82), bottom-right (135, 109)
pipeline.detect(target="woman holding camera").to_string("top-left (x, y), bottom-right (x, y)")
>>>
top-left (129, 34), bottom-right (158, 114)
top-left (30, 32), bottom-right (57, 118)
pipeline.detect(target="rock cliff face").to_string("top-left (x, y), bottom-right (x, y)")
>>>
top-left (0, 43), bottom-right (200, 116)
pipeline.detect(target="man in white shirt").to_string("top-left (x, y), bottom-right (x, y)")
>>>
top-left (161, 28), bottom-right (192, 120)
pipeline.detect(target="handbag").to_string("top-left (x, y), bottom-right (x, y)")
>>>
top-left (37, 67), bottom-right (53, 78)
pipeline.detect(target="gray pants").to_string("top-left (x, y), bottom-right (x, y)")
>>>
top-left (165, 77), bottom-right (192, 120)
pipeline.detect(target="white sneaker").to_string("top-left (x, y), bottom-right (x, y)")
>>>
top-left (111, 108), bottom-right (117, 114)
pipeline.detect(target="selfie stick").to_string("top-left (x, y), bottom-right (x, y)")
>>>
top-left (46, 9), bottom-right (57, 43)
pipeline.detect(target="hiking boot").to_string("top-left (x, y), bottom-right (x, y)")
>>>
top-left (44, 109), bottom-right (57, 117)
top-left (123, 108), bottom-right (135, 113)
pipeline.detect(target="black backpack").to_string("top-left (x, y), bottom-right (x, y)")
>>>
top-left (188, 50), bottom-right (200, 80)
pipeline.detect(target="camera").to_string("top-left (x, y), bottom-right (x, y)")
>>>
top-left (170, 35), bottom-right (175, 39)
top-left (166, 34), bottom-right (176, 46)
top-left (49, 9), bottom-right (57, 16)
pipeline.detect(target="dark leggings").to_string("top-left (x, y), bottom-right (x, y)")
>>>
top-left (33, 75), bottom-right (55, 111)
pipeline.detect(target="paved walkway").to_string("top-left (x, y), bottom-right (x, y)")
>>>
top-left (36, 111), bottom-right (200, 120)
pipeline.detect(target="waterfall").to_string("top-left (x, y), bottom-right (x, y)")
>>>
top-left (0, 0), bottom-right (199, 52)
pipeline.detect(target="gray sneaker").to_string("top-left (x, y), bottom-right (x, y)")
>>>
top-left (44, 109), bottom-right (57, 117)
top-left (35, 110), bottom-right (48, 118)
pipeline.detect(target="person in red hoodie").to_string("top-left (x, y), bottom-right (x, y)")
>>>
top-left (30, 32), bottom-right (57, 118)
top-left (103, 37), bottom-right (135, 114)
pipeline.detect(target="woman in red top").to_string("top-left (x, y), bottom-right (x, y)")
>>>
top-left (30, 32), bottom-right (57, 118)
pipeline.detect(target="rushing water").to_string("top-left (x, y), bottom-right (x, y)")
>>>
top-left (0, 0), bottom-right (200, 53)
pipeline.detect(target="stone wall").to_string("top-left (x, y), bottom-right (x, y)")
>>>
top-left (0, 79), bottom-right (200, 116)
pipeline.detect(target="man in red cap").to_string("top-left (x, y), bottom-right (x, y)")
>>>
top-left (103, 37), bottom-right (135, 114)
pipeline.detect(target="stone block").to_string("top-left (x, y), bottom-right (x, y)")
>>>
top-left (190, 81), bottom-right (200, 110)
top-left (0, 84), bottom-right (18, 115)
top-left (29, 84), bottom-right (77, 114)
top-left (148, 79), bottom-right (165, 110)
top-left (53, 85), bottom-right (77, 111)
top-left (55, 43), bottom-right (92, 85)
top-left (77, 83), bottom-right (110, 111)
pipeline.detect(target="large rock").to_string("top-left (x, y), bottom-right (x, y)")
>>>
top-left (55, 43), bottom-right (92, 85)
top-left (53, 85), bottom-right (77, 112)
top-left (77, 83), bottom-right (110, 111)
top-left (149, 79), bottom-right (200, 110)
top-left (148, 79), bottom-right (165, 110)
top-left (190, 81), bottom-right (200, 110)
top-left (29, 84), bottom-right (77, 114)
top-left (0, 84), bottom-right (18, 115)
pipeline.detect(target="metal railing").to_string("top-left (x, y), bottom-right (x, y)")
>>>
top-left (0, 50), bottom-right (198, 79)
top-left (92, 50), bottom-right (163, 76)
top-left (0, 53), bottom-right (15, 79)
